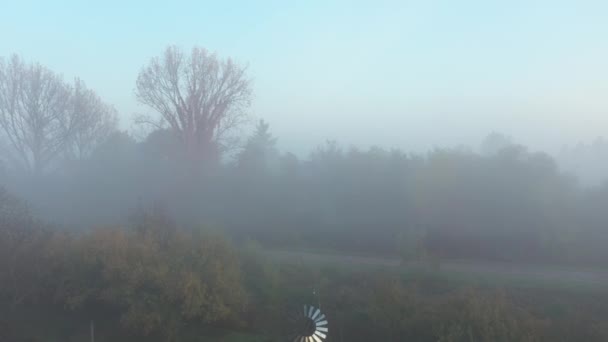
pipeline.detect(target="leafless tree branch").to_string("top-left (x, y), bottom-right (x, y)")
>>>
top-left (135, 46), bottom-right (252, 163)
top-left (0, 55), bottom-right (117, 172)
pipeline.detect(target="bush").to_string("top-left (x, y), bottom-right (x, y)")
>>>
top-left (0, 187), bottom-right (55, 307)
top-left (54, 209), bottom-right (247, 341)
top-left (434, 289), bottom-right (545, 342)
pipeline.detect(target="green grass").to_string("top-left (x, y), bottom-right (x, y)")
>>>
top-left (7, 248), bottom-right (608, 342)
top-left (267, 249), bottom-right (608, 294)
top-left (3, 306), bottom-right (272, 342)
top-left (209, 333), bottom-right (271, 342)
top-left (176, 331), bottom-right (271, 342)
top-left (398, 267), bottom-right (608, 294)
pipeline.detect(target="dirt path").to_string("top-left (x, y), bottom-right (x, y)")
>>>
top-left (267, 250), bottom-right (608, 288)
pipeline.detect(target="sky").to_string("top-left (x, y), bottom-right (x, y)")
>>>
top-left (1, 0), bottom-right (607, 156)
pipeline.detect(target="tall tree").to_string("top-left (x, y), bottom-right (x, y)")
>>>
top-left (135, 46), bottom-right (252, 165)
top-left (237, 119), bottom-right (277, 173)
top-left (480, 131), bottom-right (513, 156)
top-left (68, 78), bottom-right (118, 160)
top-left (0, 55), bottom-right (116, 172)
top-left (0, 55), bottom-right (72, 173)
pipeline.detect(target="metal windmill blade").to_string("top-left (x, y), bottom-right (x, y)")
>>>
top-left (290, 304), bottom-right (328, 342)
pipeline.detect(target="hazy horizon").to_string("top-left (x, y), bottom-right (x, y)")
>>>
top-left (2, 0), bottom-right (607, 156)
top-left (4, 3), bottom-right (608, 340)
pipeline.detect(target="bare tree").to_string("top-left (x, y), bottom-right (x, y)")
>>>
top-left (0, 55), bottom-right (72, 173)
top-left (135, 46), bottom-right (252, 164)
top-left (0, 55), bottom-right (117, 172)
top-left (69, 78), bottom-right (118, 160)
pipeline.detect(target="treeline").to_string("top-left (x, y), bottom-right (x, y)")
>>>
top-left (557, 137), bottom-right (608, 187)
top-left (1, 46), bottom-right (608, 266)
top-left (3, 189), bottom-right (608, 342)
top-left (4, 122), bottom-right (608, 265)
top-left (5, 187), bottom-right (608, 342)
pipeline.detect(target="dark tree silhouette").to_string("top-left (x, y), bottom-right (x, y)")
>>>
top-left (135, 46), bottom-right (252, 165)
top-left (237, 119), bottom-right (278, 173)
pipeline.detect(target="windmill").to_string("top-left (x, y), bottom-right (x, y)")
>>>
top-left (290, 304), bottom-right (328, 342)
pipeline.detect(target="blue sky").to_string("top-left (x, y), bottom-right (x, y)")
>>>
top-left (1, 0), bottom-right (607, 155)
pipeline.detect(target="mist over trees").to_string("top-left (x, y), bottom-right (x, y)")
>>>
top-left (135, 46), bottom-right (252, 166)
top-left (557, 137), bottom-right (608, 187)
top-left (2, 46), bottom-right (608, 341)
top-left (0, 55), bottom-right (117, 173)
top-left (1, 47), bottom-right (608, 265)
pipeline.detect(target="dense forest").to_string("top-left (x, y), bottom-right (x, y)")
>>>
top-left (5, 119), bottom-right (608, 265)
top-left (2, 47), bottom-right (608, 341)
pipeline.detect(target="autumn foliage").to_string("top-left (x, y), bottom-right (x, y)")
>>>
top-left (0, 193), bottom-right (246, 341)
top-left (3, 189), bottom-right (608, 342)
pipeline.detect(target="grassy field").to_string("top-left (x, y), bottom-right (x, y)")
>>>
top-left (6, 249), bottom-right (608, 341)
top-left (267, 249), bottom-right (608, 293)
top-left (6, 308), bottom-right (270, 342)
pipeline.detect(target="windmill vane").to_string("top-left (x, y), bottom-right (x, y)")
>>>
top-left (291, 304), bottom-right (328, 342)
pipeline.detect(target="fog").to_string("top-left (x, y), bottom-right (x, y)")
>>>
top-left (2, 1), bottom-right (608, 156)
top-left (2, 2), bottom-right (608, 341)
